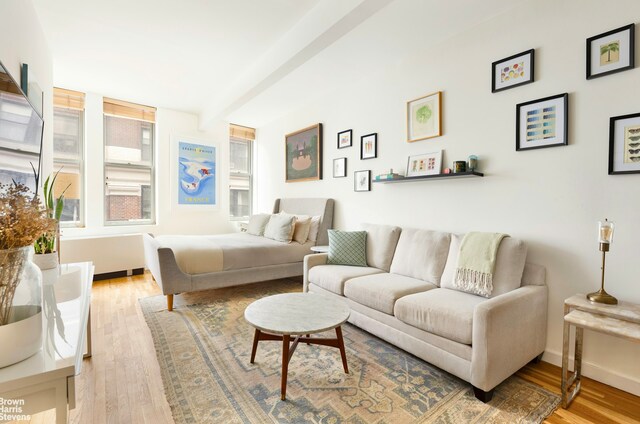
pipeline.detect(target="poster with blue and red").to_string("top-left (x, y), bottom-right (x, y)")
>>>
top-left (178, 141), bottom-right (216, 205)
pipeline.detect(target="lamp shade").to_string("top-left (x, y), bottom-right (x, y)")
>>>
top-left (598, 219), bottom-right (614, 244)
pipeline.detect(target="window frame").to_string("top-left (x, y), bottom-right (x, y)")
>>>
top-left (53, 105), bottom-right (85, 228)
top-left (103, 114), bottom-right (156, 226)
top-left (229, 137), bottom-right (253, 221)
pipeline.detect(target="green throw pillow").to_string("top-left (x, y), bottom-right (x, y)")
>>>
top-left (327, 230), bottom-right (367, 267)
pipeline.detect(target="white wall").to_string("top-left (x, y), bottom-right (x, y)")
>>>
top-left (255, 0), bottom-right (640, 394)
top-left (61, 94), bottom-right (233, 270)
top-left (0, 0), bottom-right (53, 180)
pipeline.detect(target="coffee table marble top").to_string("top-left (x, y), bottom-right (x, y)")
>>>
top-left (244, 293), bottom-right (350, 335)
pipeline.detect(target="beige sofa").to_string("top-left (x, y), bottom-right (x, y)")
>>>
top-left (303, 223), bottom-right (547, 402)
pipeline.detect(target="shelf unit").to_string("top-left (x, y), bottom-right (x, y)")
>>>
top-left (372, 171), bottom-right (484, 184)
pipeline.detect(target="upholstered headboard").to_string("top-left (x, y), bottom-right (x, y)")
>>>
top-left (273, 198), bottom-right (334, 246)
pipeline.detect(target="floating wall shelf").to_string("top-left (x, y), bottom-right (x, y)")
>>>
top-left (372, 171), bottom-right (484, 184)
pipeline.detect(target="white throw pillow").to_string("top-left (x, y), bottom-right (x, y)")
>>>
top-left (264, 214), bottom-right (296, 243)
top-left (307, 216), bottom-right (321, 243)
top-left (246, 214), bottom-right (271, 236)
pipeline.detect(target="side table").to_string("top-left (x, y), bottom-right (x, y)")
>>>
top-left (561, 294), bottom-right (640, 408)
top-left (310, 245), bottom-right (329, 253)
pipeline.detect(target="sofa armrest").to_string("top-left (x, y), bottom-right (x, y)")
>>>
top-left (303, 253), bottom-right (328, 292)
top-left (471, 285), bottom-right (548, 391)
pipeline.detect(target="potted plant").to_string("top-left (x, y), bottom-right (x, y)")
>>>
top-left (0, 181), bottom-right (55, 367)
top-left (33, 170), bottom-right (70, 270)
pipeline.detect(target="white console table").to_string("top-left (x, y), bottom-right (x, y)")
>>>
top-left (0, 262), bottom-right (94, 424)
top-left (561, 294), bottom-right (640, 408)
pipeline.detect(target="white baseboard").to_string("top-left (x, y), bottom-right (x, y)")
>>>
top-left (542, 350), bottom-right (640, 397)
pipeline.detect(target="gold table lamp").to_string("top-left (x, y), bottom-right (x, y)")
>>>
top-left (587, 219), bottom-right (618, 305)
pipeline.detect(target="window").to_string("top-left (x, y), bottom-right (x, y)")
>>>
top-left (103, 98), bottom-right (156, 225)
top-left (53, 88), bottom-right (85, 226)
top-left (229, 124), bottom-right (255, 220)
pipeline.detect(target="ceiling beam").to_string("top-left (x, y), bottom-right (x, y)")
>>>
top-left (198, 0), bottom-right (396, 130)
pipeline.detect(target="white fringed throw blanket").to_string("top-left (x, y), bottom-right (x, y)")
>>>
top-left (454, 232), bottom-right (508, 297)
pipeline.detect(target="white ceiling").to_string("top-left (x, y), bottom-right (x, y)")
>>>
top-left (32, 0), bottom-right (320, 113)
top-left (32, 0), bottom-right (528, 127)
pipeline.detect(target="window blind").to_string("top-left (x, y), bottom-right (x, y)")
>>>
top-left (229, 123), bottom-right (255, 141)
top-left (53, 87), bottom-right (85, 110)
top-left (104, 97), bottom-right (156, 123)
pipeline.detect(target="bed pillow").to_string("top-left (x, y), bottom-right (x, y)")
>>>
top-left (264, 214), bottom-right (296, 243)
top-left (246, 214), bottom-right (271, 236)
top-left (327, 230), bottom-right (367, 267)
top-left (292, 216), bottom-right (312, 244)
top-left (307, 216), bottom-right (322, 243)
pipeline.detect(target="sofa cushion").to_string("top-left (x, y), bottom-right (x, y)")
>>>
top-left (344, 273), bottom-right (437, 315)
top-left (394, 288), bottom-right (487, 345)
top-left (441, 234), bottom-right (528, 298)
top-left (327, 230), bottom-right (368, 266)
top-left (362, 223), bottom-right (402, 272)
top-left (308, 265), bottom-right (383, 295)
top-left (389, 229), bottom-right (451, 285)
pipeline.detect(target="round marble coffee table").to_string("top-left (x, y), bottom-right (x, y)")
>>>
top-left (244, 293), bottom-right (350, 400)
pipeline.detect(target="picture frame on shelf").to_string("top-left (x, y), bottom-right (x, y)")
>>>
top-left (407, 91), bottom-right (442, 142)
top-left (360, 133), bottom-right (377, 160)
top-left (608, 112), bottom-right (640, 175)
top-left (587, 23), bottom-right (635, 80)
top-left (337, 129), bottom-right (352, 149)
top-left (333, 157), bottom-right (347, 178)
top-left (285, 123), bottom-right (322, 182)
top-left (491, 49), bottom-right (535, 93)
top-left (406, 150), bottom-right (442, 177)
top-left (516, 93), bottom-right (568, 151)
top-left (354, 170), bottom-right (371, 192)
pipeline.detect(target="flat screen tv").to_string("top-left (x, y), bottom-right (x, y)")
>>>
top-left (0, 60), bottom-right (44, 192)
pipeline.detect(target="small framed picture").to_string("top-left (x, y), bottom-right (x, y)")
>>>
top-left (406, 150), bottom-right (442, 177)
top-left (407, 91), bottom-right (442, 142)
top-left (337, 129), bottom-right (352, 149)
top-left (491, 49), bottom-right (535, 93)
top-left (360, 133), bottom-right (377, 160)
top-left (516, 93), bottom-right (568, 151)
top-left (587, 24), bottom-right (635, 79)
top-left (333, 157), bottom-right (347, 178)
top-left (354, 170), bottom-right (371, 192)
top-left (609, 112), bottom-right (640, 175)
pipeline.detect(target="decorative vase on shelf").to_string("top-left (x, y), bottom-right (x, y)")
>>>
top-left (33, 252), bottom-right (59, 271)
top-left (0, 246), bottom-right (43, 368)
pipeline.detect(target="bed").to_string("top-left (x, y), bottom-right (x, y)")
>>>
top-left (143, 198), bottom-right (334, 310)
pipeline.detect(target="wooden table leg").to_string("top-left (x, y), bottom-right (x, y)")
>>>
top-left (336, 326), bottom-right (349, 374)
top-left (281, 334), bottom-right (291, 400)
top-left (250, 329), bottom-right (261, 364)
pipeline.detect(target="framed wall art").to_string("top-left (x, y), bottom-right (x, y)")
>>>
top-left (354, 170), bottom-right (371, 192)
top-left (285, 123), bottom-right (322, 182)
top-left (407, 91), bottom-right (442, 142)
top-left (587, 23), bottom-right (635, 79)
top-left (337, 129), bottom-right (352, 149)
top-left (173, 136), bottom-right (218, 209)
top-left (491, 49), bottom-right (535, 93)
top-left (406, 150), bottom-right (442, 177)
top-left (360, 133), bottom-right (377, 159)
top-left (333, 157), bottom-right (347, 178)
top-left (608, 112), bottom-right (640, 175)
top-left (516, 93), bottom-right (568, 151)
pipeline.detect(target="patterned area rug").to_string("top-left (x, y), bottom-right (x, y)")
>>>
top-left (140, 280), bottom-right (559, 423)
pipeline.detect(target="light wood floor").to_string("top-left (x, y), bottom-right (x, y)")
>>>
top-left (18, 273), bottom-right (640, 423)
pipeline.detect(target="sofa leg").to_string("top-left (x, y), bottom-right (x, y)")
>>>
top-left (472, 386), bottom-right (494, 403)
top-left (167, 294), bottom-right (174, 311)
top-left (530, 352), bottom-right (544, 364)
